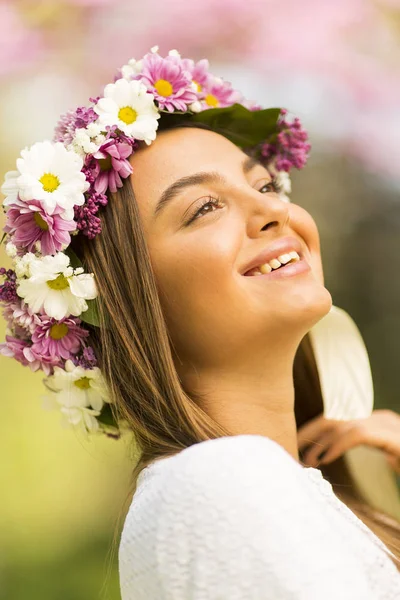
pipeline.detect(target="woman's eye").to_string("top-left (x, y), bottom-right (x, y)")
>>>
top-left (258, 178), bottom-right (280, 194)
top-left (186, 197), bottom-right (221, 225)
top-left (185, 178), bottom-right (282, 225)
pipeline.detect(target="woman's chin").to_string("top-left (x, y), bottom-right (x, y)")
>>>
top-left (294, 285), bottom-right (333, 331)
top-left (271, 283), bottom-right (333, 334)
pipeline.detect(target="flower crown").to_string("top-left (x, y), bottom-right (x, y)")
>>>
top-left (0, 46), bottom-right (311, 439)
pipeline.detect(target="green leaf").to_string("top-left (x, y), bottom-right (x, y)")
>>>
top-left (80, 298), bottom-right (100, 328)
top-left (0, 232), bottom-right (7, 246)
top-left (157, 103), bottom-right (281, 149)
top-left (64, 247), bottom-right (83, 270)
top-left (97, 403), bottom-right (117, 427)
top-left (190, 104), bottom-right (281, 148)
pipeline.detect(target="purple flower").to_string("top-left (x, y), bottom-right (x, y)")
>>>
top-left (90, 139), bottom-right (133, 194)
top-left (29, 315), bottom-right (89, 364)
top-left (3, 198), bottom-right (77, 255)
top-left (54, 105), bottom-right (98, 145)
top-left (137, 52), bottom-right (197, 112)
top-left (71, 346), bottom-right (98, 369)
top-left (73, 191), bottom-right (107, 239)
top-left (200, 75), bottom-right (243, 109)
top-left (260, 109), bottom-right (311, 172)
top-left (0, 268), bottom-right (18, 304)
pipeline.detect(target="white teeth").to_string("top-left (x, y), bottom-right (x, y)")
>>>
top-left (269, 258), bottom-right (281, 269)
top-left (247, 250), bottom-right (301, 276)
top-left (259, 263), bottom-right (272, 274)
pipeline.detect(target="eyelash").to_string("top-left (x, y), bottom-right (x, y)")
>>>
top-left (185, 177), bottom-right (282, 225)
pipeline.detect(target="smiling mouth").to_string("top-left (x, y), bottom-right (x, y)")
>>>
top-left (243, 251), bottom-right (302, 276)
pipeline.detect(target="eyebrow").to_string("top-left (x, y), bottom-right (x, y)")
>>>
top-left (153, 154), bottom-right (265, 219)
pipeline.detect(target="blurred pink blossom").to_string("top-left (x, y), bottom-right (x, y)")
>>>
top-left (0, 0), bottom-right (399, 178)
top-left (65, 0), bottom-right (114, 4)
top-left (0, 2), bottom-right (44, 76)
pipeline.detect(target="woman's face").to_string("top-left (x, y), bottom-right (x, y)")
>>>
top-left (130, 127), bottom-right (332, 371)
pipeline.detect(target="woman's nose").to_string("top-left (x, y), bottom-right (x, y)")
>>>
top-left (245, 190), bottom-right (291, 236)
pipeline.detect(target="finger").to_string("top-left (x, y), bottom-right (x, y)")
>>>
top-left (297, 416), bottom-right (353, 451)
top-left (318, 426), bottom-right (368, 464)
top-left (297, 415), bottom-right (334, 451)
top-left (384, 453), bottom-right (400, 475)
top-left (301, 430), bottom-right (338, 467)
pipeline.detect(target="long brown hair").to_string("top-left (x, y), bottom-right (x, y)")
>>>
top-left (69, 125), bottom-right (400, 595)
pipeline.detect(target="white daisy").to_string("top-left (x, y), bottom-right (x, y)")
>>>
top-left (94, 78), bottom-right (160, 144)
top-left (60, 406), bottom-right (101, 433)
top-left (1, 141), bottom-right (89, 221)
top-left (120, 57), bottom-right (144, 80)
top-left (17, 251), bottom-right (97, 320)
top-left (44, 359), bottom-right (108, 411)
top-left (42, 391), bottom-right (101, 433)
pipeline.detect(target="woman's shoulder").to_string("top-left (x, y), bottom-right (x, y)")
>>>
top-left (119, 434), bottom-right (380, 599)
top-left (137, 434), bottom-right (303, 493)
top-left (132, 434), bottom-right (308, 521)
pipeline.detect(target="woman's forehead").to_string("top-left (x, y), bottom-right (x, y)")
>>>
top-left (129, 127), bottom-right (245, 203)
top-left (131, 127), bottom-right (243, 174)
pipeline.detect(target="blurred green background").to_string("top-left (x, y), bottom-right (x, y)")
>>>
top-left (1, 1), bottom-right (399, 598)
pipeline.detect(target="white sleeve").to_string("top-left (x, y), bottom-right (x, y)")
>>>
top-left (152, 435), bottom-right (376, 600)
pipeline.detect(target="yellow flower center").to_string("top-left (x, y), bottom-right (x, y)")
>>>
top-left (74, 376), bottom-right (91, 390)
top-left (205, 94), bottom-right (219, 107)
top-left (193, 79), bottom-right (202, 93)
top-left (47, 274), bottom-right (69, 291)
top-left (33, 212), bottom-right (49, 230)
top-left (154, 79), bottom-right (173, 97)
top-left (98, 156), bottom-right (112, 171)
top-left (39, 173), bottom-right (60, 193)
top-left (118, 106), bottom-right (137, 124)
top-left (49, 322), bottom-right (69, 340)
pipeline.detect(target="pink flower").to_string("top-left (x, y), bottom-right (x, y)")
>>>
top-left (0, 335), bottom-right (32, 368)
top-left (30, 315), bottom-right (89, 363)
top-left (242, 98), bottom-right (263, 111)
top-left (0, 2), bottom-right (44, 77)
top-left (181, 58), bottom-right (210, 95)
top-left (54, 105), bottom-right (98, 145)
top-left (3, 198), bottom-right (77, 256)
top-left (137, 52), bottom-right (197, 112)
top-left (200, 75), bottom-right (243, 109)
top-left (90, 139), bottom-right (133, 194)
top-left (2, 299), bottom-right (42, 334)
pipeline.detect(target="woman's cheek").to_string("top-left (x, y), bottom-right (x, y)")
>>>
top-left (289, 204), bottom-right (325, 286)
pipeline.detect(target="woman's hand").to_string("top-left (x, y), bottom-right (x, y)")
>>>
top-left (297, 409), bottom-right (400, 474)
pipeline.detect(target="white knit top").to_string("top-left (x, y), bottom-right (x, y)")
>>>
top-left (118, 434), bottom-right (400, 599)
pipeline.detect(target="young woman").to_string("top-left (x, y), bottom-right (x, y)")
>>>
top-left (1, 47), bottom-right (400, 599)
top-left (79, 123), bottom-right (400, 600)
